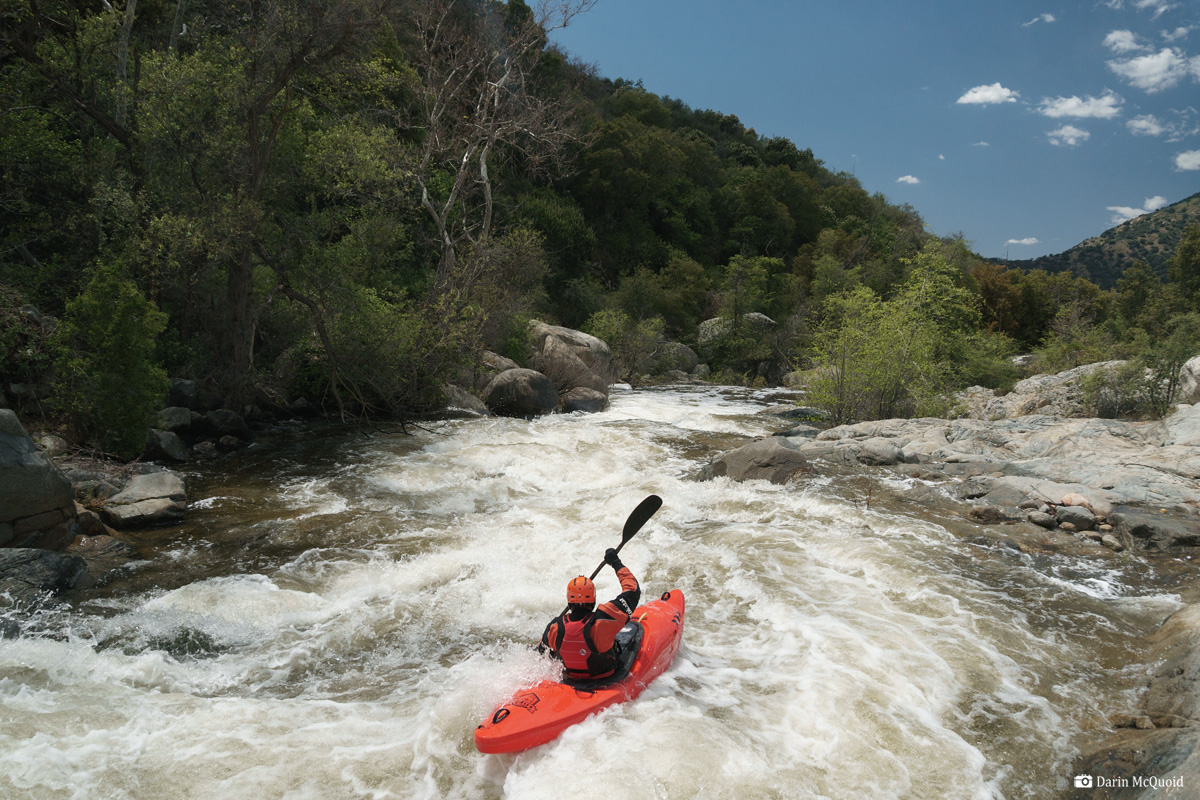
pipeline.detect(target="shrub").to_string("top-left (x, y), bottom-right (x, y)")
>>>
top-left (53, 262), bottom-right (168, 458)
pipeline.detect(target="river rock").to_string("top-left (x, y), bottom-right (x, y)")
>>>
top-left (640, 341), bottom-right (700, 375)
top-left (157, 406), bottom-right (199, 435)
top-left (533, 332), bottom-right (610, 395)
top-left (98, 471), bottom-right (187, 529)
top-left (289, 397), bottom-right (320, 418)
top-left (703, 437), bottom-right (810, 485)
top-left (1111, 510), bottom-right (1200, 552)
top-left (203, 409), bottom-right (252, 441)
top-left (482, 368), bottom-right (559, 417)
top-left (561, 387), bottom-right (609, 413)
top-left (527, 321), bottom-right (615, 384)
top-left (0, 409), bottom-right (77, 549)
top-left (440, 383), bottom-right (490, 417)
top-left (1027, 510), bottom-right (1058, 529)
top-left (145, 429), bottom-right (190, 462)
top-left (0, 549), bottom-right (89, 607)
top-left (1057, 504), bottom-right (1097, 531)
top-left (35, 434), bottom-right (69, 457)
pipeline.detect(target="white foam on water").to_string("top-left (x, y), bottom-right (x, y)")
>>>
top-left (0, 387), bottom-right (1175, 799)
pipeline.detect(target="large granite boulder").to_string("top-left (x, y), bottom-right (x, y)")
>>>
top-left (527, 321), bottom-right (614, 409)
top-left (1178, 355), bottom-right (1200, 405)
top-left (528, 321), bottom-right (615, 383)
top-left (203, 409), bottom-right (252, 442)
top-left (640, 341), bottom-right (700, 375)
top-left (0, 409), bottom-right (77, 549)
top-left (702, 437), bottom-right (811, 484)
top-left (956, 361), bottom-right (1127, 420)
top-left (698, 312), bottom-right (777, 346)
top-left (98, 470), bottom-right (187, 529)
top-left (482, 369), bottom-right (559, 418)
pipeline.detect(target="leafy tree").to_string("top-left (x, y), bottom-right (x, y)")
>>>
top-left (1168, 223), bottom-right (1200, 305)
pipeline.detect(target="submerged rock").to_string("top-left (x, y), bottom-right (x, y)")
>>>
top-left (482, 368), bottom-right (559, 418)
top-left (0, 549), bottom-right (89, 608)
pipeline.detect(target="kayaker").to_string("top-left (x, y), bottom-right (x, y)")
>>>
top-left (539, 548), bottom-right (641, 680)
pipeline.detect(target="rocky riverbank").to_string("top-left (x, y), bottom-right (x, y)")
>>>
top-left (698, 369), bottom-right (1200, 796)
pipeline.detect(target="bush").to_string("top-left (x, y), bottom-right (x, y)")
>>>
top-left (1081, 361), bottom-right (1150, 419)
top-left (53, 262), bottom-right (168, 458)
top-left (584, 309), bottom-right (663, 382)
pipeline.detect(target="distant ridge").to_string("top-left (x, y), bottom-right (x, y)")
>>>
top-left (1006, 191), bottom-right (1200, 289)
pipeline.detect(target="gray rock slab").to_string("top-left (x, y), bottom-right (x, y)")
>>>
top-left (108, 471), bottom-right (187, 505)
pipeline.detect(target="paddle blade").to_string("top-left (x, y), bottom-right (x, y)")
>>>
top-left (622, 494), bottom-right (663, 544)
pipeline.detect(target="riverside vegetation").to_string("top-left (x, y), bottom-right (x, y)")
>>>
top-left (3, 0), bottom-right (1200, 453)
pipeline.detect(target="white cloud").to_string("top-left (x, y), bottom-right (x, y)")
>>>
top-left (1038, 92), bottom-right (1123, 118)
top-left (1104, 30), bottom-right (1148, 53)
top-left (1007, 237), bottom-right (1040, 246)
top-left (1135, 0), bottom-right (1176, 19)
top-left (1048, 125), bottom-right (1091, 146)
top-left (896, 175), bottom-right (920, 184)
top-left (1023, 13), bottom-right (1056, 26)
top-left (1107, 196), bottom-right (1170, 224)
top-left (938, 154), bottom-right (946, 160)
top-left (957, 83), bottom-right (1020, 105)
top-left (1128, 114), bottom-right (1166, 135)
top-left (1162, 26), bottom-right (1195, 43)
top-left (1108, 48), bottom-right (1194, 92)
top-left (1177, 149), bottom-right (1200, 170)
top-left (973, 141), bottom-right (990, 147)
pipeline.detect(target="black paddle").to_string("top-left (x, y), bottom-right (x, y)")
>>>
top-left (586, 494), bottom-right (663, 581)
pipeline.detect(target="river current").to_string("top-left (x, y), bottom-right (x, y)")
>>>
top-left (0, 386), bottom-right (1184, 799)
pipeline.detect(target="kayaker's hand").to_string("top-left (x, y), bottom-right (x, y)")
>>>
top-left (604, 548), bottom-right (623, 569)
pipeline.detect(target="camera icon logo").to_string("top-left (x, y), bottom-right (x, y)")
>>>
top-left (1074, 775), bottom-right (1094, 788)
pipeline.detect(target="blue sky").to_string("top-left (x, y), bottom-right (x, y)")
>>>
top-left (550, 0), bottom-right (1200, 261)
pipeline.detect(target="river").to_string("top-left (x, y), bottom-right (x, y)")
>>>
top-left (0, 385), bottom-right (1184, 799)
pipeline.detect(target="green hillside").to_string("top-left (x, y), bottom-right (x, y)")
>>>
top-left (1008, 192), bottom-right (1200, 288)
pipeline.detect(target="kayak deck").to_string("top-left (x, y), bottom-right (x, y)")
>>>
top-left (474, 589), bottom-right (685, 754)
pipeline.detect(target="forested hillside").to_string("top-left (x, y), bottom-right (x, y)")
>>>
top-left (1009, 192), bottom-right (1200, 289)
top-left (3, 0), bottom-right (1199, 456)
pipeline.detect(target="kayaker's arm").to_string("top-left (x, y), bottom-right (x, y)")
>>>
top-left (590, 554), bottom-right (641, 653)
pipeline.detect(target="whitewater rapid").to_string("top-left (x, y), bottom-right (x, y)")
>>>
top-left (0, 386), bottom-right (1181, 799)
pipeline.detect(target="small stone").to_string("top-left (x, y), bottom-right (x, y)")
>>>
top-left (1099, 524), bottom-right (1113, 533)
top-left (217, 435), bottom-right (242, 452)
top-left (1060, 521), bottom-right (1077, 532)
top-left (1101, 534), bottom-right (1125, 552)
top-left (1027, 511), bottom-right (1057, 529)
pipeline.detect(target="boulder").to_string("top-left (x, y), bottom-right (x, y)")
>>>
top-left (527, 321), bottom-right (615, 382)
top-left (0, 409), bottom-right (77, 549)
top-left (1112, 510), bottom-right (1200, 552)
top-left (98, 471), bottom-right (187, 529)
top-left (698, 313), bottom-right (777, 346)
top-left (533, 333), bottom-right (610, 395)
top-left (289, 397), bottom-right (320, 418)
top-left (441, 384), bottom-right (490, 417)
top-left (1178, 355), bottom-right (1200, 405)
top-left (1027, 510), bottom-right (1058, 529)
top-left (168, 378), bottom-right (199, 410)
top-left (482, 369), bottom-right (559, 418)
top-left (703, 437), bottom-right (810, 485)
top-left (1057, 504), bottom-right (1097, 531)
top-left (561, 387), bottom-right (609, 413)
top-left (145, 429), bottom-right (190, 462)
top-left (35, 434), bottom-right (69, 458)
top-left (640, 341), bottom-right (700, 375)
top-left (157, 406), bottom-right (199, 434)
top-left (203, 409), bottom-right (252, 441)
top-left (0, 549), bottom-right (88, 607)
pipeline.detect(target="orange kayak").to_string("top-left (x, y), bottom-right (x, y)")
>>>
top-left (474, 590), bottom-right (686, 754)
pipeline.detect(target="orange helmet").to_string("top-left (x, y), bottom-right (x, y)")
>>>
top-left (566, 576), bottom-right (595, 605)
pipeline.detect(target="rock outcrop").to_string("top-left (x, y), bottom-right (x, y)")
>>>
top-left (1071, 603), bottom-right (1200, 799)
top-left (0, 549), bottom-right (89, 609)
top-left (0, 409), bottom-right (77, 549)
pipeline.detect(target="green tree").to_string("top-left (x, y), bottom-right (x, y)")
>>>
top-left (1168, 224), bottom-right (1200, 305)
top-left (53, 262), bottom-right (168, 458)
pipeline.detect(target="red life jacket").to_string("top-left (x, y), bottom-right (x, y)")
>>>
top-left (556, 612), bottom-right (616, 680)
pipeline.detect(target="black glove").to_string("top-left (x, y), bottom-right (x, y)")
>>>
top-left (604, 548), bottom-right (624, 569)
